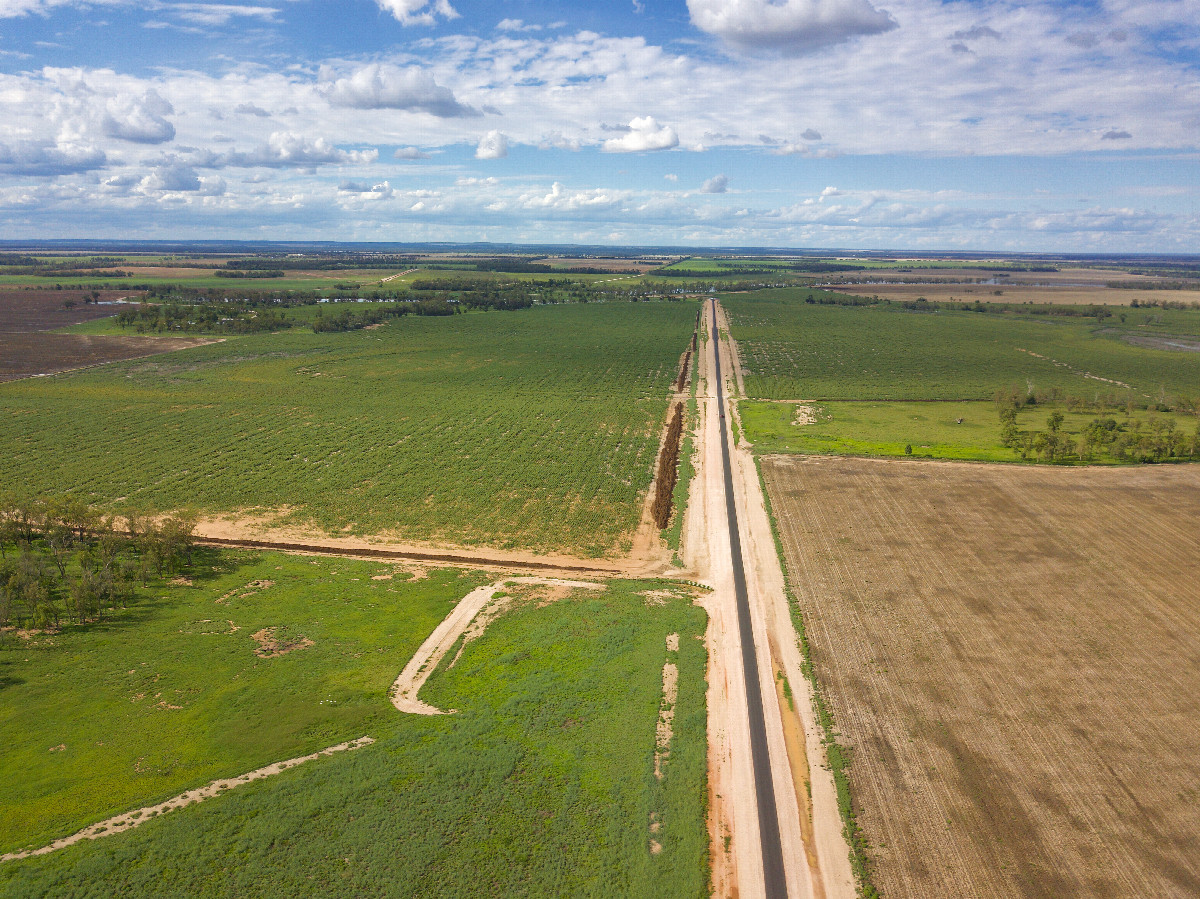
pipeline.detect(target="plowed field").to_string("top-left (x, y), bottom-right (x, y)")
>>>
top-left (0, 333), bottom-right (217, 381)
top-left (762, 456), bottom-right (1200, 898)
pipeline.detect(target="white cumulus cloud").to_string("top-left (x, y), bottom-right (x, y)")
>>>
top-left (601, 116), bottom-right (678, 153)
top-left (102, 90), bottom-right (176, 144)
top-left (475, 130), bottom-right (508, 159)
top-left (375, 0), bottom-right (458, 26)
top-left (701, 174), bottom-right (729, 193)
top-left (321, 64), bottom-right (476, 117)
top-left (215, 132), bottom-right (377, 168)
top-left (688, 0), bottom-right (897, 53)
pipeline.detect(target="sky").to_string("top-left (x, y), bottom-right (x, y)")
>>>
top-left (0, 0), bottom-right (1197, 252)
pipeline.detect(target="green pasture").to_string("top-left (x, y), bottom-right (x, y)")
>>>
top-left (3, 301), bottom-right (697, 556)
top-left (1, 569), bottom-right (708, 897)
top-left (0, 551), bottom-right (488, 855)
top-left (740, 400), bottom-right (1197, 462)
top-left (723, 290), bottom-right (1200, 403)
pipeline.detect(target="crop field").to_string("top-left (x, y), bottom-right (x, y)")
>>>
top-left (0, 302), bottom-right (696, 556)
top-left (761, 455), bottom-right (1200, 898)
top-left (723, 290), bottom-right (1200, 403)
top-left (1, 565), bottom-right (708, 897)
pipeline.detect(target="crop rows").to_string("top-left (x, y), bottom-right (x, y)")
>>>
top-left (0, 302), bottom-right (697, 557)
top-left (723, 290), bottom-right (1200, 403)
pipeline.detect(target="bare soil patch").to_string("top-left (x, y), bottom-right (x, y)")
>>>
top-left (762, 455), bottom-right (1200, 898)
top-left (0, 289), bottom-right (135, 332)
top-left (833, 279), bottom-right (1200, 306)
top-left (1112, 332), bottom-right (1200, 352)
top-left (251, 627), bottom-right (313, 658)
top-left (0, 333), bottom-right (218, 382)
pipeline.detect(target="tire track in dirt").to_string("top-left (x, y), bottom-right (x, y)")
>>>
top-left (0, 738), bottom-right (374, 863)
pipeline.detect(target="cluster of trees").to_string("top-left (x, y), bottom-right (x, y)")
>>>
top-left (116, 302), bottom-right (293, 334)
top-left (311, 299), bottom-right (456, 332)
top-left (0, 497), bottom-right (196, 630)
top-left (805, 293), bottom-right (879, 307)
top-left (214, 269), bottom-right (285, 279)
top-left (998, 403), bottom-right (1200, 463)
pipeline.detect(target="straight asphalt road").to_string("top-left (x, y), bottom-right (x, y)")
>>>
top-left (710, 298), bottom-right (788, 897)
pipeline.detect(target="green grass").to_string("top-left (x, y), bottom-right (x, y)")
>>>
top-left (1, 576), bottom-right (709, 897)
top-left (0, 550), bottom-right (489, 855)
top-left (723, 290), bottom-right (1200, 403)
top-left (2, 301), bottom-right (698, 557)
top-left (740, 400), bottom-right (1200, 462)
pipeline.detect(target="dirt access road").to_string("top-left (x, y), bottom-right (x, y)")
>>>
top-left (681, 300), bottom-right (854, 898)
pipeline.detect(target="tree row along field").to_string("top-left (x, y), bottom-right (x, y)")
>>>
top-left (1, 544), bottom-right (708, 896)
top-left (761, 457), bottom-right (1200, 899)
top-left (0, 301), bottom-right (697, 557)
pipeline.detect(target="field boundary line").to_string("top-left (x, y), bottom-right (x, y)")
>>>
top-left (192, 535), bottom-right (619, 577)
top-left (0, 737), bottom-right (375, 864)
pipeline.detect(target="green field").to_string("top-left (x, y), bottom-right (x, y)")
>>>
top-left (0, 558), bottom-right (708, 897)
top-left (3, 301), bottom-right (697, 556)
top-left (0, 551), bottom-right (487, 854)
top-left (724, 290), bottom-right (1200, 463)
top-left (724, 290), bottom-right (1200, 403)
top-left (740, 400), bottom-right (1200, 462)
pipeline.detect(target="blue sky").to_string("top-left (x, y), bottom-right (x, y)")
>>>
top-left (0, 0), bottom-right (1197, 251)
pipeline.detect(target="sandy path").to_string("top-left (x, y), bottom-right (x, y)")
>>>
top-left (380, 268), bottom-right (417, 282)
top-left (389, 576), bottom-right (605, 715)
top-left (0, 737), bottom-right (374, 863)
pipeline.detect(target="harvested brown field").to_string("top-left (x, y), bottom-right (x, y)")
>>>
top-left (834, 281), bottom-right (1200, 306)
top-left (823, 267), bottom-right (1200, 306)
top-left (0, 333), bottom-right (218, 381)
top-left (0, 289), bottom-right (136, 331)
top-left (761, 455), bottom-right (1200, 899)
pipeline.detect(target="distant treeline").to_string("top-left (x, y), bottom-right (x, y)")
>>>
top-left (116, 302), bottom-right (293, 334)
top-left (214, 269), bottom-right (285, 279)
top-left (0, 255), bottom-right (127, 274)
top-left (220, 255), bottom-right (423, 271)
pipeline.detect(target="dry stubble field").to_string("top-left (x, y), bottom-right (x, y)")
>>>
top-left (762, 455), bottom-right (1200, 899)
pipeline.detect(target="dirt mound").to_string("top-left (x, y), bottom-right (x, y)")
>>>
top-left (251, 627), bottom-right (313, 658)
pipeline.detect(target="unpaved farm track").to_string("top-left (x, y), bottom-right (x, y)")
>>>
top-left (0, 738), bottom-right (374, 863)
top-left (390, 576), bottom-right (604, 715)
top-left (763, 455), bottom-right (1200, 898)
